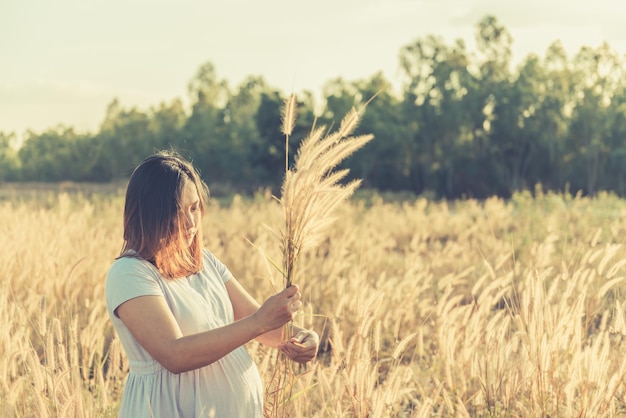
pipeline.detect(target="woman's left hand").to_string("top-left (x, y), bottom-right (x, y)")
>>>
top-left (279, 329), bottom-right (320, 364)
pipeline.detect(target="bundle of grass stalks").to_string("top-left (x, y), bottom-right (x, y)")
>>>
top-left (264, 94), bottom-right (374, 417)
top-left (279, 95), bottom-right (373, 288)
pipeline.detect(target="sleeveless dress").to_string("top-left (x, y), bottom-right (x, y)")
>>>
top-left (105, 249), bottom-right (264, 417)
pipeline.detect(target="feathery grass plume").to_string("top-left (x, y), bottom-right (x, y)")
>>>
top-left (280, 105), bottom-right (373, 288)
top-left (281, 94), bottom-right (297, 174)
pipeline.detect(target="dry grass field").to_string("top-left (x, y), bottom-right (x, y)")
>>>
top-left (3, 183), bottom-right (626, 417)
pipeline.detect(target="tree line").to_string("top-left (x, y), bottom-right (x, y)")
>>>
top-left (2, 15), bottom-right (626, 199)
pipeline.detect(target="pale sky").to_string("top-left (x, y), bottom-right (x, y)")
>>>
top-left (1, 0), bottom-right (625, 137)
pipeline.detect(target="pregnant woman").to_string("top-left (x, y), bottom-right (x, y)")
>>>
top-left (106, 151), bottom-right (319, 417)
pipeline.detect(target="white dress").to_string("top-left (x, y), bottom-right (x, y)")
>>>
top-left (105, 249), bottom-right (264, 418)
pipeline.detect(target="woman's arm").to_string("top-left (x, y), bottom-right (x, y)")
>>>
top-left (115, 284), bottom-right (299, 374)
top-left (226, 278), bottom-right (319, 363)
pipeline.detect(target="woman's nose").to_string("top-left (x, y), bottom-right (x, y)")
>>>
top-left (185, 211), bottom-right (195, 228)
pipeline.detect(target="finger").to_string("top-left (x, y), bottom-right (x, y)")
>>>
top-left (284, 284), bottom-right (299, 296)
top-left (284, 339), bottom-right (316, 354)
top-left (288, 300), bottom-right (302, 314)
top-left (290, 331), bottom-right (309, 345)
top-left (281, 344), bottom-right (316, 363)
top-left (288, 340), bottom-right (307, 349)
top-left (286, 290), bottom-right (301, 303)
top-left (292, 331), bottom-right (319, 345)
top-left (280, 344), bottom-right (304, 359)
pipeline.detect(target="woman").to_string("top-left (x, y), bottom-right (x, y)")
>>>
top-left (105, 151), bottom-right (319, 417)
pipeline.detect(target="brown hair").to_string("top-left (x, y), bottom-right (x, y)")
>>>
top-left (120, 151), bottom-right (210, 279)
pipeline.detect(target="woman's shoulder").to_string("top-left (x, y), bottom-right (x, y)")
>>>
top-left (109, 253), bottom-right (152, 271)
top-left (107, 255), bottom-right (160, 284)
top-left (105, 255), bottom-right (164, 315)
top-left (200, 248), bottom-right (233, 283)
top-left (201, 248), bottom-right (216, 261)
top-left (201, 248), bottom-right (227, 268)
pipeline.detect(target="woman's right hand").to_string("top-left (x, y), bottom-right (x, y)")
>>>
top-left (253, 285), bottom-right (301, 333)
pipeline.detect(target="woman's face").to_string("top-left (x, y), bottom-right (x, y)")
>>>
top-left (179, 180), bottom-right (201, 247)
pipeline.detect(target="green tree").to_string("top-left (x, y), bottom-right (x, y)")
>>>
top-left (183, 62), bottom-right (231, 187)
top-left (343, 72), bottom-right (413, 191)
top-left (149, 99), bottom-right (187, 152)
top-left (17, 126), bottom-right (92, 181)
top-left (530, 41), bottom-right (573, 191)
top-left (0, 132), bottom-right (20, 181)
top-left (567, 43), bottom-right (624, 195)
top-left (97, 99), bottom-right (155, 179)
top-left (400, 34), bottom-right (479, 197)
top-left (602, 85), bottom-right (626, 194)
top-left (472, 15), bottom-right (516, 196)
top-left (222, 76), bottom-right (269, 191)
top-left (490, 55), bottom-right (546, 193)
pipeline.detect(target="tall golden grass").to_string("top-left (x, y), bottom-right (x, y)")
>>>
top-left (2, 185), bottom-right (626, 417)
